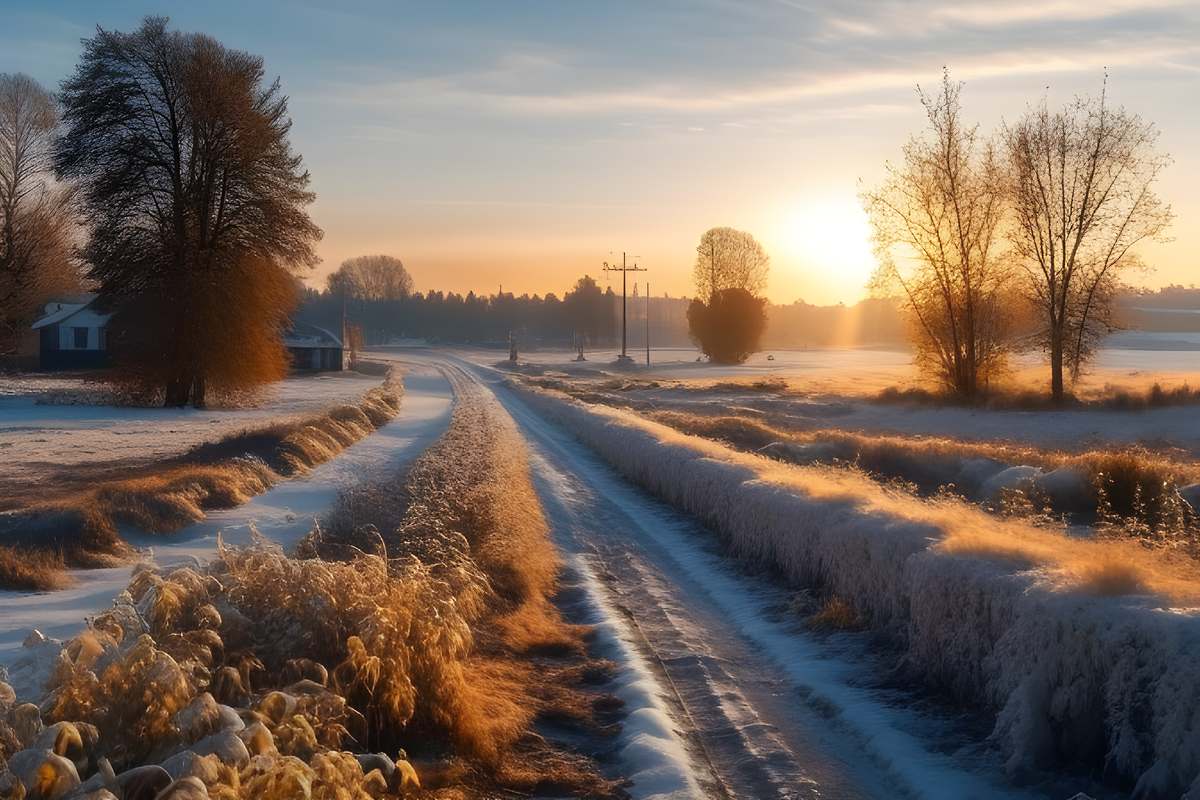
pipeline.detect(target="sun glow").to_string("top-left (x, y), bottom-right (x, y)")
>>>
top-left (772, 196), bottom-right (877, 306)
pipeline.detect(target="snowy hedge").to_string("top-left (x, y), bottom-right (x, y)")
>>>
top-left (511, 382), bottom-right (1200, 799)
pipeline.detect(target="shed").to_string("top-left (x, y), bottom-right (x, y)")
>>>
top-left (285, 321), bottom-right (343, 371)
top-left (30, 294), bottom-right (112, 370)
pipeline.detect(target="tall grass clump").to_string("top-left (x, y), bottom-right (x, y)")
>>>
top-left (510, 380), bottom-right (1200, 797)
top-left (0, 374), bottom-right (404, 591)
top-left (0, 505), bottom-right (130, 590)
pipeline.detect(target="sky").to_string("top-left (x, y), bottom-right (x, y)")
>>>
top-left (2, 1), bottom-right (1198, 306)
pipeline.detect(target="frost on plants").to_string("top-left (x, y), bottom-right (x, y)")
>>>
top-left (0, 366), bottom-right (624, 799)
top-left (511, 379), bottom-right (1200, 796)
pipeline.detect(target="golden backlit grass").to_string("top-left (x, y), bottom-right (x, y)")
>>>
top-left (0, 544), bottom-right (70, 592)
top-left (644, 407), bottom-right (1199, 537)
top-left (29, 364), bottom-right (622, 799)
top-left (0, 374), bottom-right (403, 591)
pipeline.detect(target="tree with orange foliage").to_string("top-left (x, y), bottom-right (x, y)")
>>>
top-left (56, 17), bottom-right (321, 406)
top-left (861, 71), bottom-right (1018, 400)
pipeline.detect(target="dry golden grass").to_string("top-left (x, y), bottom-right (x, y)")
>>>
top-left (518, 380), bottom-right (1200, 607)
top-left (188, 366), bottom-right (620, 794)
top-left (93, 460), bottom-right (278, 533)
top-left (806, 596), bottom-right (867, 631)
top-left (875, 379), bottom-right (1200, 412)
top-left (0, 544), bottom-right (70, 591)
top-left (0, 504), bottom-right (131, 590)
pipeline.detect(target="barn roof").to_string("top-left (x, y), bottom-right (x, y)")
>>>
top-left (284, 321), bottom-right (343, 348)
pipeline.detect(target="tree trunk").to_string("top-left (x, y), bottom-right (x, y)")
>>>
top-left (1049, 328), bottom-right (1065, 403)
top-left (191, 373), bottom-right (207, 409)
top-left (164, 374), bottom-right (189, 408)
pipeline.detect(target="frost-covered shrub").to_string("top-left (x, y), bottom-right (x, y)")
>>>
top-left (513, 381), bottom-right (1200, 796)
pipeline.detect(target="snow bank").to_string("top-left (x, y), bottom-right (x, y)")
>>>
top-left (511, 383), bottom-right (1200, 798)
top-left (567, 554), bottom-right (702, 800)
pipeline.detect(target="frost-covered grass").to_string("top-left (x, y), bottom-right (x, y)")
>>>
top-left (638, 408), bottom-right (1200, 549)
top-left (0, 376), bottom-right (404, 591)
top-left (0, 365), bottom-right (624, 799)
top-left (512, 381), bottom-right (1200, 798)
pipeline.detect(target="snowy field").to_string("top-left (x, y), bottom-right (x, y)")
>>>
top-left (451, 337), bottom-right (1200, 454)
top-left (2, 339), bottom-right (1199, 798)
top-left (0, 368), bottom-right (394, 506)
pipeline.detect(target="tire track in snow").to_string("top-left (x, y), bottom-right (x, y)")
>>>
top-left (458, 358), bottom-right (876, 800)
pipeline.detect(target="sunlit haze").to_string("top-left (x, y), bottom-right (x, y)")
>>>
top-left (3, 1), bottom-right (1197, 305)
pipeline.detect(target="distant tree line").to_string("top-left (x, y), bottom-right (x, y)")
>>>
top-left (298, 275), bottom-right (624, 348)
top-left (296, 277), bottom-right (904, 352)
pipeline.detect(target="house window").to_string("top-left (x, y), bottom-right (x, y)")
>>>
top-left (74, 327), bottom-right (89, 349)
top-left (98, 328), bottom-right (106, 350)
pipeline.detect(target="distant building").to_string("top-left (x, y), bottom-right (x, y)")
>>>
top-left (285, 321), bottom-right (343, 371)
top-left (30, 293), bottom-right (112, 370)
top-left (29, 297), bottom-right (344, 372)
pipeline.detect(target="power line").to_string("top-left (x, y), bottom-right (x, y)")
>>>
top-left (603, 252), bottom-right (647, 360)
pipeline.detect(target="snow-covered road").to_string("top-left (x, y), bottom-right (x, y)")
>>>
top-left (0, 351), bottom-right (1106, 799)
top-left (453, 355), bottom-right (1059, 800)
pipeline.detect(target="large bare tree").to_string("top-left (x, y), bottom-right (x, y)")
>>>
top-left (861, 71), bottom-right (1020, 399)
top-left (1003, 80), bottom-right (1172, 401)
top-left (326, 255), bottom-right (413, 301)
top-left (0, 73), bottom-right (82, 355)
top-left (692, 227), bottom-right (770, 304)
top-left (56, 16), bottom-right (322, 406)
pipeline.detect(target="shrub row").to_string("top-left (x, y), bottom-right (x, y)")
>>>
top-left (509, 381), bottom-right (1200, 798)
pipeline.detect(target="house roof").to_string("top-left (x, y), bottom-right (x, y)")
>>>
top-left (284, 320), bottom-right (343, 348)
top-left (31, 294), bottom-right (108, 330)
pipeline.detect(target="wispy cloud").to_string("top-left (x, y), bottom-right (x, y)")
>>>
top-left (298, 0), bottom-right (1198, 135)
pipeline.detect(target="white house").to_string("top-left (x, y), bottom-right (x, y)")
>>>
top-left (30, 293), bottom-right (112, 370)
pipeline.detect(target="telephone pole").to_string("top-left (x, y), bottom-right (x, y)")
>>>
top-left (603, 252), bottom-right (647, 361)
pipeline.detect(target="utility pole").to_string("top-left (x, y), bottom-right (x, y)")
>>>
top-left (603, 252), bottom-right (647, 361)
top-left (646, 282), bottom-right (650, 366)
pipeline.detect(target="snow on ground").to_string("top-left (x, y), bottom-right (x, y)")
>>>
top-left (0, 369), bottom-right (392, 500)
top-left (4, 341), bottom-right (1198, 797)
top-left (0, 362), bottom-right (453, 667)
top-left (452, 339), bottom-right (1200, 455)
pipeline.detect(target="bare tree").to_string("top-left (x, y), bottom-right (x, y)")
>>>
top-left (56, 16), bottom-right (322, 406)
top-left (861, 70), bottom-right (1020, 399)
top-left (0, 73), bottom-right (82, 355)
top-left (692, 227), bottom-right (769, 304)
top-left (1003, 78), bottom-right (1172, 401)
top-left (327, 255), bottom-right (413, 301)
